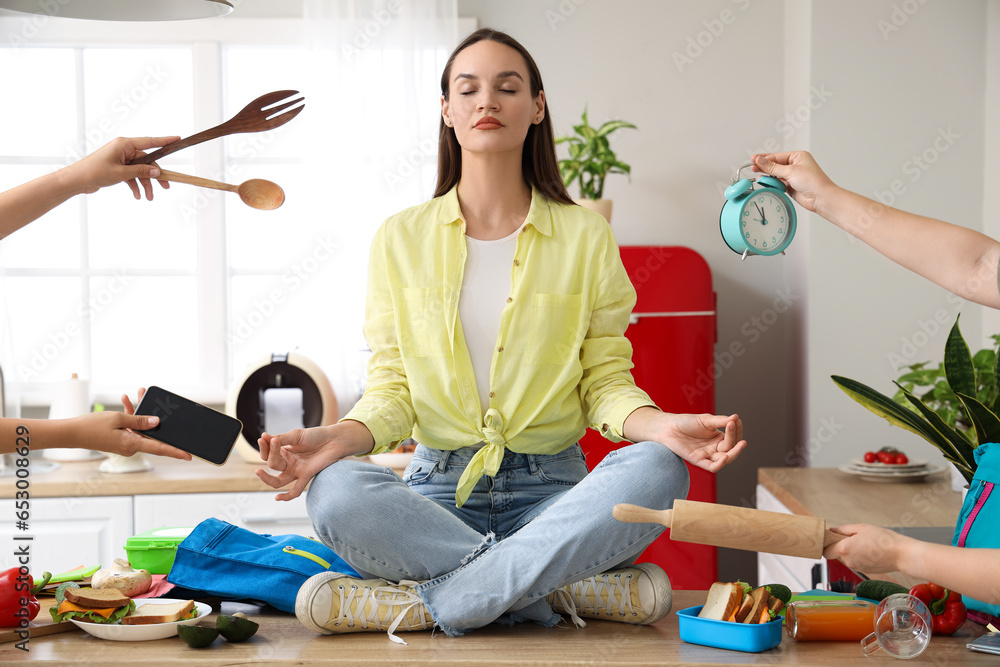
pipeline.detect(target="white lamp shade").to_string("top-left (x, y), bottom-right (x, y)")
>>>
top-left (0, 0), bottom-right (233, 21)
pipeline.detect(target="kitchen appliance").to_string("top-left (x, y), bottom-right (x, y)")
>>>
top-left (226, 352), bottom-right (337, 464)
top-left (579, 245), bottom-right (717, 589)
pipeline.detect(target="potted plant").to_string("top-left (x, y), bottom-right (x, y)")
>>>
top-left (832, 315), bottom-right (999, 484)
top-left (556, 108), bottom-right (636, 223)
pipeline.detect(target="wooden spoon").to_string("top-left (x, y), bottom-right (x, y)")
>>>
top-left (158, 169), bottom-right (284, 210)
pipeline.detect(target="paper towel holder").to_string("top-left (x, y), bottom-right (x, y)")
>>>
top-left (226, 352), bottom-right (338, 464)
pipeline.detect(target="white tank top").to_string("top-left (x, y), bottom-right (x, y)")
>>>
top-left (459, 226), bottom-right (519, 413)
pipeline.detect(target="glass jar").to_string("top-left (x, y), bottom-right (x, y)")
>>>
top-left (785, 599), bottom-right (876, 641)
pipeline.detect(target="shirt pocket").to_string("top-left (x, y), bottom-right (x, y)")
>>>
top-left (526, 293), bottom-right (585, 366)
top-left (397, 287), bottom-right (450, 358)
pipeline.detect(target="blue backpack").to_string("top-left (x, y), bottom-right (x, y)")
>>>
top-left (167, 518), bottom-right (358, 613)
top-left (953, 442), bottom-right (1000, 622)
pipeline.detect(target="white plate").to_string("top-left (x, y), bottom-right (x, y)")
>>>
top-left (68, 598), bottom-right (211, 642)
top-left (849, 457), bottom-right (928, 470)
top-left (839, 463), bottom-right (946, 483)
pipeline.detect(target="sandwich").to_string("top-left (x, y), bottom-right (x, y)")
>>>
top-left (122, 599), bottom-right (196, 625)
top-left (698, 582), bottom-right (745, 621)
top-left (697, 581), bottom-right (788, 624)
top-left (50, 587), bottom-right (135, 624)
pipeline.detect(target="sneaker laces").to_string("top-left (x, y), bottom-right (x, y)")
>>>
top-left (557, 571), bottom-right (636, 626)
top-left (334, 579), bottom-right (430, 645)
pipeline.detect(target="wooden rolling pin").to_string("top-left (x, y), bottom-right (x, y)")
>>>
top-left (613, 499), bottom-right (846, 559)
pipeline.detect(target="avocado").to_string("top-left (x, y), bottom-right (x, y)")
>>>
top-left (177, 624), bottom-right (220, 648)
top-left (217, 613), bottom-right (259, 642)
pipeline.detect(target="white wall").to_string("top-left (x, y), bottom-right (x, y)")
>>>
top-left (456, 0), bottom-right (994, 580)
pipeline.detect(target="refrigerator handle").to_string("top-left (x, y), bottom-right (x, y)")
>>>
top-left (628, 310), bottom-right (717, 326)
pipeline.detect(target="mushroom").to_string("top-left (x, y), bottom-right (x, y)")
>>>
top-left (91, 558), bottom-right (152, 597)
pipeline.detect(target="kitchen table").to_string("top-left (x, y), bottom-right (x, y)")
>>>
top-left (1, 590), bottom-right (993, 665)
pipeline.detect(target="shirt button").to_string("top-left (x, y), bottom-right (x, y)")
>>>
top-left (489, 391), bottom-right (495, 398)
top-left (506, 297), bottom-right (512, 303)
top-left (497, 346), bottom-right (504, 352)
top-left (513, 259), bottom-right (520, 266)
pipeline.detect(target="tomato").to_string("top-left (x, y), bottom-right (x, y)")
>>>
top-left (894, 453), bottom-right (909, 465)
top-left (877, 451), bottom-right (894, 464)
top-left (864, 451), bottom-right (877, 463)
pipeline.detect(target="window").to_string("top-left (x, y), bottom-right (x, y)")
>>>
top-left (0, 19), bottom-right (322, 406)
top-left (0, 15), bottom-right (461, 410)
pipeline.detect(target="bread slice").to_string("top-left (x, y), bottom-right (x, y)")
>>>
top-left (64, 587), bottom-right (130, 609)
top-left (732, 590), bottom-right (756, 622)
top-left (121, 599), bottom-right (196, 625)
top-left (741, 587), bottom-right (771, 624)
top-left (697, 582), bottom-right (741, 620)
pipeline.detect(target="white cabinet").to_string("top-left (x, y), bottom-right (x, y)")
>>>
top-left (133, 492), bottom-right (315, 538)
top-left (756, 484), bottom-right (827, 591)
top-left (0, 496), bottom-right (132, 574)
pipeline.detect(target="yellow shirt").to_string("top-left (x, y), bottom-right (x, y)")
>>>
top-left (345, 186), bottom-right (656, 506)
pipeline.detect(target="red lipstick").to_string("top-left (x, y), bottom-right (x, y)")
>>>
top-left (475, 116), bottom-right (503, 129)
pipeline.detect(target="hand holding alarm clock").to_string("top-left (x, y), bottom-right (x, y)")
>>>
top-left (720, 162), bottom-right (797, 260)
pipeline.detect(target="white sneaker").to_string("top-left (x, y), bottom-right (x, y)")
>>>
top-left (296, 572), bottom-right (434, 644)
top-left (548, 563), bottom-right (672, 627)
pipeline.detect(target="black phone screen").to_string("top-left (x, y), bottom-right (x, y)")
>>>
top-left (134, 386), bottom-right (243, 465)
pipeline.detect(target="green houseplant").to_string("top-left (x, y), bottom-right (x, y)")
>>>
top-left (832, 316), bottom-right (1000, 483)
top-left (556, 108), bottom-right (636, 223)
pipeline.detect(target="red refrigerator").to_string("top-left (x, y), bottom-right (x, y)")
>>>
top-left (580, 245), bottom-right (717, 590)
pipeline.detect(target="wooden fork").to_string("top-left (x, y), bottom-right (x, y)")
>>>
top-left (130, 90), bottom-right (305, 165)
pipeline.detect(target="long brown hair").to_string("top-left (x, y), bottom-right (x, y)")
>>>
top-left (434, 28), bottom-right (574, 205)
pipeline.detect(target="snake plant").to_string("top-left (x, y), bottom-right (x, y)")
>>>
top-left (555, 109), bottom-right (636, 201)
top-left (832, 315), bottom-right (1000, 482)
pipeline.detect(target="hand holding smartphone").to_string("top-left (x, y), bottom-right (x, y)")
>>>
top-left (134, 386), bottom-right (243, 465)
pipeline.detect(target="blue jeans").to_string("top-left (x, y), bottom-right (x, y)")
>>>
top-left (306, 440), bottom-right (689, 636)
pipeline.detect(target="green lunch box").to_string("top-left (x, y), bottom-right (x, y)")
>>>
top-left (124, 527), bottom-right (194, 574)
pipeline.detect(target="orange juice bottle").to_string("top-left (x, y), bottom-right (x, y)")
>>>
top-left (785, 600), bottom-right (876, 641)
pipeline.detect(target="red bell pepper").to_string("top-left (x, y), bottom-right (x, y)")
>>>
top-left (908, 582), bottom-right (967, 636)
top-left (0, 568), bottom-right (51, 627)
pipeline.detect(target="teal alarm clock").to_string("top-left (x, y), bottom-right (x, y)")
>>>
top-left (720, 163), bottom-right (797, 259)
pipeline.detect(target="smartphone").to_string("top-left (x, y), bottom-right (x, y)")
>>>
top-left (134, 386), bottom-right (243, 465)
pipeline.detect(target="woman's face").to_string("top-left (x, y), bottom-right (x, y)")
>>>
top-left (442, 39), bottom-right (545, 157)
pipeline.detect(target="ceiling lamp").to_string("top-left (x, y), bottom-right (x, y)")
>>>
top-left (0, 0), bottom-right (233, 21)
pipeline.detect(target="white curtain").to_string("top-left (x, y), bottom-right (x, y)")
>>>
top-left (299, 0), bottom-right (459, 414)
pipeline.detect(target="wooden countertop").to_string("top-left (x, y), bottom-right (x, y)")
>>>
top-left (2, 591), bottom-right (993, 666)
top-left (758, 466), bottom-right (962, 528)
top-left (2, 455), bottom-right (277, 499)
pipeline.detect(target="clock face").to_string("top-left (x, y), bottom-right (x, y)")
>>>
top-left (740, 190), bottom-right (792, 252)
